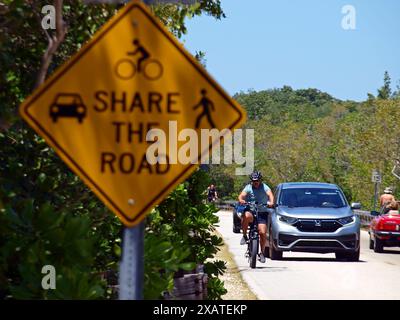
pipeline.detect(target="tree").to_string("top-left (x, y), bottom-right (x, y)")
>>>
top-left (377, 71), bottom-right (392, 100)
top-left (392, 80), bottom-right (400, 99)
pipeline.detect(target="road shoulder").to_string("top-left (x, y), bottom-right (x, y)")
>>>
top-left (214, 229), bottom-right (258, 300)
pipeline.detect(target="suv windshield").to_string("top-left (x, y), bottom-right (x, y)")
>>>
top-left (279, 188), bottom-right (346, 208)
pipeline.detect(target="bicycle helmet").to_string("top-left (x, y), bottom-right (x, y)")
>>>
top-left (249, 171), bottom-right (262, 181)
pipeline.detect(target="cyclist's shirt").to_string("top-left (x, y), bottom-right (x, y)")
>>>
top-left (138, 47), bottom-right (150, 59)
top-left (208, 188), bottom-right (216, 198)
top-left (242, 183), bottom-right (271, 212)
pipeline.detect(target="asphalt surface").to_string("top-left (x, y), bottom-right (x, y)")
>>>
top-left (216, 210), bottom-right (400, 300)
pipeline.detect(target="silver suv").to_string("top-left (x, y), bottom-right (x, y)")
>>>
top-left (266, 182), bottom-right (361, 261)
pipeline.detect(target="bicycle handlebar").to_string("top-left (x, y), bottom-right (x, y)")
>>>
top-left (239, 201), bottom-right (272, 206)
top-left (239, 202), bottom-right (274, 210)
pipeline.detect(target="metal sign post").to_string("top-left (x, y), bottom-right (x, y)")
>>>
top-left (119, 221), bottom-right (145, 300)
top-left (372, 169), bottom-right (381, 211)
top-left (373, 182), bottom-right (378, 211)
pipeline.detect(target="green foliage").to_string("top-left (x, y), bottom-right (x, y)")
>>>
top-left (208, 166), bottom-right (235, 199)
top-left (153, 0), bottom-right (225, 38)
top-left (143, 233), bottom-right (193, 299)
top-left (145, 170), bottom-right (226, 299)
top-left (0, 200), bottom-right (105, 299)
top-left (234, 86), bottom-right (337, 123)
top-left (0, 125), bottom-right (119, 299)
top-left (206, 277), bottom-right (227, 300)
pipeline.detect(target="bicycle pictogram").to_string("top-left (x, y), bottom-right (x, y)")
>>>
top-left (115, 38), bottom-right (163, 81)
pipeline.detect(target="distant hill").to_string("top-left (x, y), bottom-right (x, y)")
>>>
top-left (233, 86), bottom-right (341, 124)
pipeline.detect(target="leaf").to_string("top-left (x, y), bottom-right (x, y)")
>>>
top-left (178, 262), bottom-right (196, 271)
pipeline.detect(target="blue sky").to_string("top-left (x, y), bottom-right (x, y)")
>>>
top-left (182, 0), bottom-right (400, 101)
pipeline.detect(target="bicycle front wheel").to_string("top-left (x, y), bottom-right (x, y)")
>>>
top-left (143, 59), bottom-right (163, 80)
top-left (115, 59), bottom-right (136, 80)
top-left (250, 238), bottom-right (258, 269)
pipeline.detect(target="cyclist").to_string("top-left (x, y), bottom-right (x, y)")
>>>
top-left (207, 184), bottom-right (218, 203)
top-left (238, 171), bottom-right (274, 263)
top-left (127, 38), bottom-right (150, 72)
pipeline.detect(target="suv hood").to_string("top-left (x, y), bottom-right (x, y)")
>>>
top-left (277, 206), bottom-right (353, 219)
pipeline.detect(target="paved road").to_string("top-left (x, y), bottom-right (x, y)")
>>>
top-left (216, 210), bottom-right (400, 300)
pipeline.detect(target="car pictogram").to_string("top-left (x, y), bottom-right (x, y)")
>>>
top-left (49, 93), bottom-right (87, 123)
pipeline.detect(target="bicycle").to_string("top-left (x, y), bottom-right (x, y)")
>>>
top-left (241, 202), bottom-right (270, 269)
top-left (114, 57), bottom-right (163, 81)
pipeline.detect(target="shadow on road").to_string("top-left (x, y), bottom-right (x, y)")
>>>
top-left (379, 249), bottom-right (400, 255)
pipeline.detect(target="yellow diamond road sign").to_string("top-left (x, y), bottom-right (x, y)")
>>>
top-left (19, 0), bottom-right (246, 227)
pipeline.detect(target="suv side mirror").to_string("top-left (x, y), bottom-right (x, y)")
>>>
top-left (351, 202), bottom-right (361, 210)
top-left (370, 210), bottom-right (380, 217)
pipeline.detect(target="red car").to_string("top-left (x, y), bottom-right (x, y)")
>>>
top-left (369, 208), bottom-right (400, 252)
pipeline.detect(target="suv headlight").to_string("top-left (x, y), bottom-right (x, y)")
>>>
top-left (338, 216), bottom-right (355, 225)
top-left (278, 215), bottom-right (298, 225)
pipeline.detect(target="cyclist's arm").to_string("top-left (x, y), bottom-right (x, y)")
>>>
top-left (266, 190), bottom-right (274, 207)
top-left (127, 48), bottom-right (139, 56)
top-left (238, 191), bottom-right (247, 204)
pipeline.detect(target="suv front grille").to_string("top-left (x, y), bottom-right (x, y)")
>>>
top-left (294, 219), bottom-right (341, 232)
top-left (295, 241), bottom-right (342, 248)
top-left (278, 233), bottom-right (358, 249)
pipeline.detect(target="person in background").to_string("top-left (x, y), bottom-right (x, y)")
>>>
top-left (383, 200), bottom-right (399, 215)
top-left (380, 187), bottom-right (395, 208)
top-left (207, 184), bottom-right (218, 203)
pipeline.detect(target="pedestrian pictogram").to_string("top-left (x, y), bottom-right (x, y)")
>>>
top-left (19, 0), bottom-right (246, 227)
top-left (193, 89), bottom-right (216, 129)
